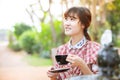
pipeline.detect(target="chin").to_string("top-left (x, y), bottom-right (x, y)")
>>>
top-left (65, 33), bottom-right (71, 36)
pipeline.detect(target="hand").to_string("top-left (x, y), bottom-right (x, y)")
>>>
top-left (47, 69), bottom-right (58, 79)
top-left (66, 54), bottom-right (85, 67)
top-left (66, 54), bottom-right (93, 75)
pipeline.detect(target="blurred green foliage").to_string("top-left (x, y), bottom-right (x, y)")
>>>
top-left (38, 20), bottom-right (65, 58)
top-left (106, 0), bottom-right (120, 46)
top-left (8, 30), bottom-right (22, 51)
top-left (9, 20), bottom-right (65, 57)
top-left (8, 41), bottom-right (22, 51)
top-left (39, 20), bottom-right (63, 49)
top-left (8, 23), bottom-right (33, 51)
top-left (9, 23), bottom-right (43, 54)
top-left (13, 23), bottom-right (32, 39)
top-left (19, 30), bottom-right (41, 54)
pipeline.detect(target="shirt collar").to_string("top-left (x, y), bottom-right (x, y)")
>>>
top-left (68, 37), bottom-right (87, 49)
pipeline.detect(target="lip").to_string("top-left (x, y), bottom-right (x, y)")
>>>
top-left (65, 27), bottom-right (71, 31)
top-left (65, 29), bottom-right (70, 31)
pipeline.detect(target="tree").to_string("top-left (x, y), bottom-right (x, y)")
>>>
top-left (106, 0), bottom-right (120, 45)
top-left (13, 23), bottom-right (32, 39)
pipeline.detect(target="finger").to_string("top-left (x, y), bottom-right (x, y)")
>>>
top-left (67, 54), bottom-right (73, 59)
top-left (69, 54), bottom-right (75, 57)
top-left (68, 54), bottom-right (74, 57)
top-left (66, 57), bottom-right (72, 62)
top-left (47, 71), bottom-right (55, 78)
top-left (66, 58), bottom-right (73, 64)
top-left (47, 71), bottom-right (51, 77)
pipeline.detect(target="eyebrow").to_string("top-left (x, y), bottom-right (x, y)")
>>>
top-left (65, 15), bottom-right (78, 19)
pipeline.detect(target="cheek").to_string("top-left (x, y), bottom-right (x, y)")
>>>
top-left (72, 26), bottom-right (81, 33)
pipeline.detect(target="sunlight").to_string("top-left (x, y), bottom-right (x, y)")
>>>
top-left (0, 0), bottom-right (60, 30)
top-left (0, 0), bottom-right (36, 30)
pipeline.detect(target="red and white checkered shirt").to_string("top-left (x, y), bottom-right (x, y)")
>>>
top-left (54, 37), bottom-right (101, 80)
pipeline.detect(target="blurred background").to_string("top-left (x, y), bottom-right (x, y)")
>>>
top-left (0, 0), bottom-right (120, 80)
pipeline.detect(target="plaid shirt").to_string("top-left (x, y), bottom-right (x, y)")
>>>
top-left (53, 37), bottom-right (101, 80)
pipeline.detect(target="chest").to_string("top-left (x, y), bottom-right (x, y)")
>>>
top-left (65, 48), bottom-right (92, 60)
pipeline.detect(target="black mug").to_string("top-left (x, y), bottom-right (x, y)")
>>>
top-left (55, 55), bottom-right (69, 65)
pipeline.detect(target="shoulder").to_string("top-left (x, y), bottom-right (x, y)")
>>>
top-left (56, 43), bottom-right (68, 55)
top-left (86, 41), bottom-right (101, 52)
top-left (57, 43), bottom-right (68, 50)
top-left (87, 41), bottom-right (101, 48)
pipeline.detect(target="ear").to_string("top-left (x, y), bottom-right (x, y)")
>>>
top-left (81, 24), bottom-right (85, 29)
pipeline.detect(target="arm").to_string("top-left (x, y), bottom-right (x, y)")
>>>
top-left (78, 60), bottom-right (93, 75)
top-left (66, 54), bottom-right (93, 75)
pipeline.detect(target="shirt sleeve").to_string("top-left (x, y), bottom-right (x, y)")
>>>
top-left (51, 45), bottom-right (66, 80)
top-left (90, 42), bottom-right (101, 74)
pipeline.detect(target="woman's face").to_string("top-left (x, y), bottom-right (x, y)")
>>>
top-left (63, 14), bottom-right (84, 36)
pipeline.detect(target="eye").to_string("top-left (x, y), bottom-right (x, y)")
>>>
top-left (70, 17), bottom-right (76, 21)
top-left (64, 17), bottom-right (68, 20)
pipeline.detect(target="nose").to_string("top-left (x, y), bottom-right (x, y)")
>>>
top-left (64, 20), bottom-right (70, 25)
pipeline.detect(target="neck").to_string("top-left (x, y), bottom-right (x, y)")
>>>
top-left (71, 34), bottom-right (84, 46)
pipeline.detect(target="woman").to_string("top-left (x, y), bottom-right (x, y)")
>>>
top-left (47, 6), bottom-right (101, 80)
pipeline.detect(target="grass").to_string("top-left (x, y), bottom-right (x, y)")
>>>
top-left (23, 54), bottom-right (53, 66)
